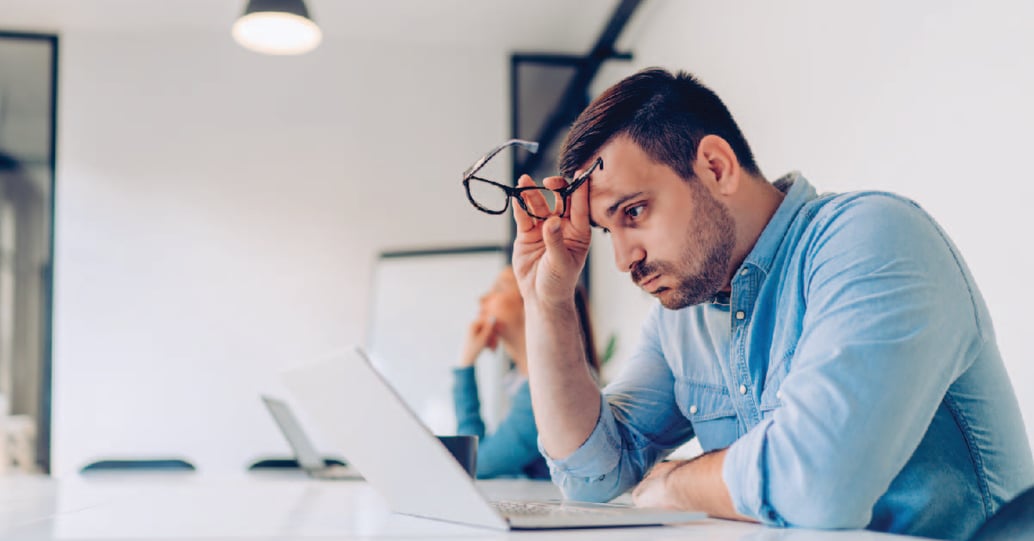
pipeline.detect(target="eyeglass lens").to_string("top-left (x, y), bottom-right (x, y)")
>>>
top-left (464, 140), bottom-right (600, 220)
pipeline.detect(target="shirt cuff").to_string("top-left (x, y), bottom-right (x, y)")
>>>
top-left (452, 365), bottom-right (476, 382)
top-left (722, 418), bottom-right (786, 526)
top-left (539, 395), bottom-right (622, 478)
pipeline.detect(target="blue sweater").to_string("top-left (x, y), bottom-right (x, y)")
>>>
top-left (451, 366), bottom-right (549, 479)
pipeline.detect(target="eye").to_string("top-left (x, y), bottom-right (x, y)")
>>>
top-left (624, 204), bottom-right (645, 219)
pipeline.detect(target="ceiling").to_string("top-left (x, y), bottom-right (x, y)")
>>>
top-left (0, 0), bottom-right (628, 52)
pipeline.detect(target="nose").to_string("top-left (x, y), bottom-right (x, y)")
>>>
top-left (611, 231), bottom-right (645, 273)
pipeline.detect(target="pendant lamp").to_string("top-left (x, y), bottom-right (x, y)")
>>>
top-left (232, 0), bottom-right (322, 55)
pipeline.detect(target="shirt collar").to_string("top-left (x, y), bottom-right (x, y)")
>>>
top-left (740, 171), bottom-right (817, 276)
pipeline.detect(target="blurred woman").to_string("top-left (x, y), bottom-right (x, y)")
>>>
top-left (451, 266), bottom-right (600, 479)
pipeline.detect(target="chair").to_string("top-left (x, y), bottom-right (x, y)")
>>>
top-left (80, 458), bottom-right (197, 473)
top-left (969, 484), bottom-right (1034, 541)
top-left (246, 457), bottom-right (346, 471)
top-left (0, 414), bottom-right (37, 473)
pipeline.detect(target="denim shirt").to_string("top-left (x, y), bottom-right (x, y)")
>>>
top-left (544, 173), bottom-right (1034, 540)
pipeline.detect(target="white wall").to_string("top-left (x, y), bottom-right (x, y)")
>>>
top-left (50, 29), bottom-right (516, 476)
top-left (590, 0), bottom-right (1034, 450)
top-left (43, 0), bottom-right (1034, 475)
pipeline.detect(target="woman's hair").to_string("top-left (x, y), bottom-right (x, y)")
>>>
top-left (573, 285), bottom-right (601, 374)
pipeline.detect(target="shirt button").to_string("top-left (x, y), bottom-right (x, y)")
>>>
top-left (740, 268), bottom-right (749, 276)
top-left (776, 390), bottom-right (783, 400)
top-left (689, 405), bottom-right (698, 415)
top-left (739, 384), bottom-right (748, 395)
top-left (735, 311), bottom-right (745, 320)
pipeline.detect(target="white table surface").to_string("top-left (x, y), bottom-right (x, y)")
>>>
top-left (0, 472), bottom-right (927, 540)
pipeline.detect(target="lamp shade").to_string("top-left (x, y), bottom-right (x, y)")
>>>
top-left (232, 0), bottom-right (322, 55)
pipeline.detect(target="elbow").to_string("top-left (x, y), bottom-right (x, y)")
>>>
top-left (782, 504), bottom-right (870, 530)
top-left (771, 485), bottom-right (872, 530)
top-left (554, 470), bottom-right (629, 504)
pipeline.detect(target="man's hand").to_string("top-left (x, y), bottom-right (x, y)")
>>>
top-left (631, 449), bottom-right (753, 522)
top-left (632, 461), bottom-right (682, 509)
top-left (510, 174), bottom-right (591, 306)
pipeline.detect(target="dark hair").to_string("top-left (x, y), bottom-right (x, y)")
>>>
top-left (559, 67), bottom-right (761, 181)
top-left (573, 285), bottom-right (601, 375)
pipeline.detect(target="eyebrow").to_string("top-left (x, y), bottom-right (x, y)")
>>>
top-left (590, 191), bottom-right (646, 229)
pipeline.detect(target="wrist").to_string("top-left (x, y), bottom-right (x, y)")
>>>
top-left (663, 461), bottom-right (689, 509)
top-left (525, 296), bottom-right (577, 318)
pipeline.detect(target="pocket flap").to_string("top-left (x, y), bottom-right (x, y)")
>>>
top-left (678, 380), bottom-right (736, 421)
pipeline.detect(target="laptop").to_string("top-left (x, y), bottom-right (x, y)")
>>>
top-left (260, 395), bottom-right (362, 480)
top-left (281, 346), bottom-right (705, 530)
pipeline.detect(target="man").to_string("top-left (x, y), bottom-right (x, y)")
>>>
top-left (509, 67), bottom-right (1034, 540)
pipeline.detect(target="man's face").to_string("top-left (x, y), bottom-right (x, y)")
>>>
top-left (587, 136), bottom-right (736, 309)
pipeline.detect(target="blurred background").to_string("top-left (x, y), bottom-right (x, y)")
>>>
top-left (0, 0), bottom-right (1031, 477)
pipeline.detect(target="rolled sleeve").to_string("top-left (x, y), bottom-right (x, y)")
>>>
top-left (542, 396), bottom-right (622, 476)
top-left (723, 418), bottom-right (786, 526)
top-left (539, 396), bottom-right (626, 502)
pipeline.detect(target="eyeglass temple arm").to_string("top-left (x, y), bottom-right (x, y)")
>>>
top-left (464, 139), bottom-right (540, 180)
top-left (483, 139), bottom-right (539, 166)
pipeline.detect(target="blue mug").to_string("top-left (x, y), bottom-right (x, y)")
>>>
top-left (436, 435), bottom-right (478, 478)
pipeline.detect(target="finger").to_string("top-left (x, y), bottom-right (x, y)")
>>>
top-left (534, 176), bottom-right (566, 217)
top-left (465, 323), bottom-right (487, 351)
top-left (512, 175), bottom-right (539, 234)
top-left (487, 317), bottom-right (501, 349)
top-left (542, 175), bottom-right (567, 191)
top-left (631, 481), bottom-right (647, 505)
top-left (476, 317), bottom-right (495, 339)
top-left (541, 216), bottom-right (570, 264)
top-left (518, 180), bottom-right (553, 220)
top-left (568, 173), bottom-right (590, 230)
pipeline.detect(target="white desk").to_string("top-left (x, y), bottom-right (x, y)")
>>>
top-left (0, 473), bottom-right (926, 540)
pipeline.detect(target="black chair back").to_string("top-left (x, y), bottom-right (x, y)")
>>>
top-left (247, 457), bottom-right (346, 470)
top-left (80, 459), bottom-right (196, 473)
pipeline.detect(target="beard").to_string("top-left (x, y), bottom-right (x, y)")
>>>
top-left (631, 183), bottom-right (736, 309)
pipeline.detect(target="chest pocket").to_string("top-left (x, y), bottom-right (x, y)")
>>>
top-left (676, 380), bottom-right (739, 452)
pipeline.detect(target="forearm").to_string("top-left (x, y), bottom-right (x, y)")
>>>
top-left (525, 299), bottom-right (601, 459)
top-left (665, 450), bottom-right (750, 520)
top-left (451, 366), bottom-right (485, 438)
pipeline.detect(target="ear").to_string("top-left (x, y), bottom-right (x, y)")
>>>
top-left (695, 135), bottom-right (742, 196)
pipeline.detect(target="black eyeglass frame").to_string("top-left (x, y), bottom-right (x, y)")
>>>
top-left (462, 139), bottom-right (604, 220)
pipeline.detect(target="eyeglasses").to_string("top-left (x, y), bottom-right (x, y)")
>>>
top-left (462, 139), bottom-right (603, 220)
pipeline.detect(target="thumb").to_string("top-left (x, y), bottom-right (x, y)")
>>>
top-left (542, 217), bottom-right (566, 253)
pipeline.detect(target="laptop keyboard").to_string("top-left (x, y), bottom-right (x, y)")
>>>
top-left (492, 500), bottom-right (623, 517)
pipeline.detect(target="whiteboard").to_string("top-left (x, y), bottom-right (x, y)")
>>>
top-left (366, 247), bottom-right (508, 436)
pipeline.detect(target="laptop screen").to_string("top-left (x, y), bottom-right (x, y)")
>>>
top-left (261, 396), bottom-right (327, 471)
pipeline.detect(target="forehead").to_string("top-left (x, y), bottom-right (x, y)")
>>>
top-left (586, 137), bottom-right (672, 225)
